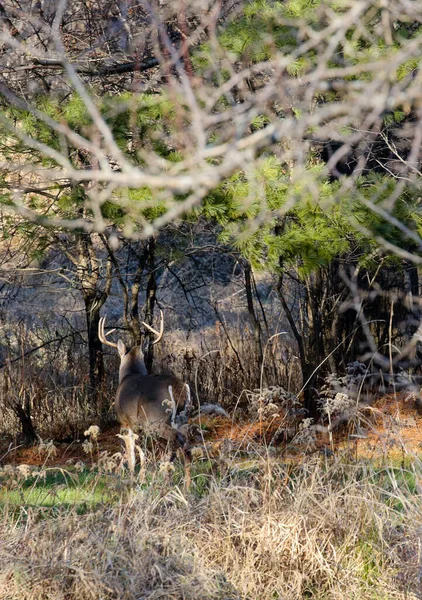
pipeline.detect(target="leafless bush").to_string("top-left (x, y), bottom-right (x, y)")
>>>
top-left (246, 386), bottom-right (300, 419)
top-left (0, 323), bottom-right (116, 440)
top-left (0, 317), bottom-right (301, 441)
top-left (157, 326), bottom-right (301, 412)
top-left (316, 362), bottom-right (368, 427)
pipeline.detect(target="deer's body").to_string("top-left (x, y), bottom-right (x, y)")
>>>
top-left (116, 370), bottom-right (188, 437)
top-left (99, 314), bottom-right (192, 475)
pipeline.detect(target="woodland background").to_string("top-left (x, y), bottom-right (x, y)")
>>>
top-left (0, 2), bottom-right (422, 598)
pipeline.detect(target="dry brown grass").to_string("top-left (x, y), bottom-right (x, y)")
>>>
top-left (1, 452), bottom-right (420, 600)
top-left (156, 326), bottom-right (301, 411)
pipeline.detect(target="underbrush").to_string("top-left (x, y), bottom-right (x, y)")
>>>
top-left (1, 449), bottom-right (421, 599)
top-left (0, 320), bottom-right (301, 441)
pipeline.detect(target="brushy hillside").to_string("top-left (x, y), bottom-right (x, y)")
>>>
top-left (1, 443), bottom-right (421, 600)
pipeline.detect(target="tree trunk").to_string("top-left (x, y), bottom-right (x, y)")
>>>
top-left (12, 399), bottom-right (38, 445)
top-left (276, 273), bottom-right (319, 419)
top-left (243, 260), bottom-right (265, 384)
top-left (84, 294), bottom-right (105, 411)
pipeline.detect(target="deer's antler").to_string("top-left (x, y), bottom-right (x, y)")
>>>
top-left (142, 309), bottom-right (164, 345)
top-left (98, 316), bottom-right (118, 349)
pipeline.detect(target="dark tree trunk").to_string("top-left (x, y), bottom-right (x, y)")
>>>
top-left (70, 230), bottom-right (111, 412)
top-left (4, 361), bottom-right (38, 444)
top-left (243, 260), bottom-right (265, 384)
top-left (277, 273), bottom-right (319, 419)
top-left (84, 295), bottom-right (105, 409)
top-left (11, 399), bottom-right (38, 445)
top-left (405, 260), bottom-right (419, 299)
top-left (301, 364), bottom-right (319, 420)
top-left (128, 249), bottom-right (147, 346)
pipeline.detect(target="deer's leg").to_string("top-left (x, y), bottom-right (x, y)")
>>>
top-left (123, 428), bottom-right (136, 476)
top-left (167, 430), bottom-right (182, 463)
top-left (183, 445), bottom-right (192, 491)
top-left (184, 383), bottom-right (192, 419)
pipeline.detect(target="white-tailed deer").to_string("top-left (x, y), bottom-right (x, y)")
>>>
top-left (98, 311), bottom-right (193, 476)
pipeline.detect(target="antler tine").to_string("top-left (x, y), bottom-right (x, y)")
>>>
top-left (141, 309), bottom-right (164, 345)
top-left (98, 316), bottom-right (119, 349)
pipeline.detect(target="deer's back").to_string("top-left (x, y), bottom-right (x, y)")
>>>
top-left (116, 373), bottom-right (187, 432)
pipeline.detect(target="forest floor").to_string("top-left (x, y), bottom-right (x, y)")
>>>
top-left (1, 392), bottom-right (421, 468)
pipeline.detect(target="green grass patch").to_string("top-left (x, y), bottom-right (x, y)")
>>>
top-left (0, 467), bottom-right (116, 511)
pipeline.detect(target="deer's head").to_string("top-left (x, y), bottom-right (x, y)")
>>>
top-left (98, 310), bottom-right (164, 381)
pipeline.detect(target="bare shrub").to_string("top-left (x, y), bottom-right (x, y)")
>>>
top-left (0, 318), bottom-right (300, 442)
top-left (0, 323), bottom-right (114, 440)
top-left (157, 326), bottom-right (301, 413)
top-left (246, 386), bottom-right (300, 419)
top-left (34, 439), bottom-right (58, 459)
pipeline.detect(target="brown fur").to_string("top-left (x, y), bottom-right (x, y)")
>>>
top-left (116, 372), bottom-right (188, 440)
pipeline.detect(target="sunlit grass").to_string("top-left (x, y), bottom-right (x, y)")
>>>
top-left (0, 468), bottom-right (114, 510)
top-left (1, 448), bottom-right (421, 599)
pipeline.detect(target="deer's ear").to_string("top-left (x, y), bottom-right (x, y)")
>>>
top-left (117, 339), bottom-right (126, 357)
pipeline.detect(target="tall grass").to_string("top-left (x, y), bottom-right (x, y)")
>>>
top-left (1, 451), bottom-right (420, 599)
top-left (2, 320), bottom-right (419, 598)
